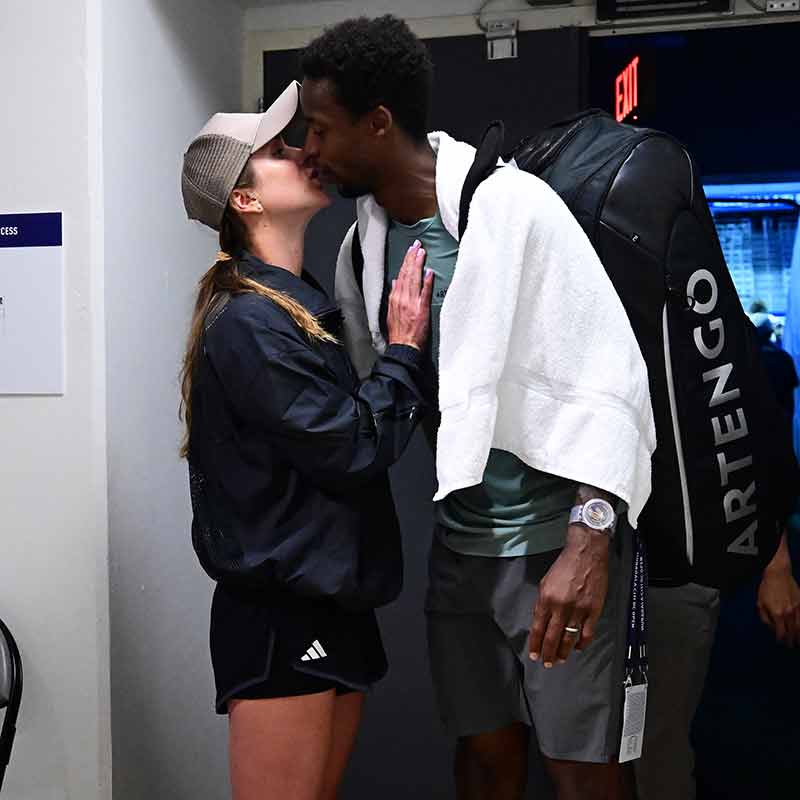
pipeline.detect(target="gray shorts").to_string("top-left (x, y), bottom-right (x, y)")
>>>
top-left (425, 528), bottom-right (631, 763)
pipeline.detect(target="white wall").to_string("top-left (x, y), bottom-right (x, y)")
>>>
top-left (0, 2), bottom-right (111, 799)
top-left (102, 1), bottom-right (243, 797)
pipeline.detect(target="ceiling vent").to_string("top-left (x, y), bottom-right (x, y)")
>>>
top-left (596, 0), bottom-right (732, 21)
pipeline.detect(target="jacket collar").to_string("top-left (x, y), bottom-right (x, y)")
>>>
top-left (239, 252), bottom-right (333, 314)
top-left (238, 252), bottom-right (343, 338)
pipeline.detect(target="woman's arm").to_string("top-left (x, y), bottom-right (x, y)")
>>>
top-left (245, 341), bottom-right (428, 492)
top-left (213, 241), bottom-right (433, 492)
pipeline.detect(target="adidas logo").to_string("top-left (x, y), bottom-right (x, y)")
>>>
top-left (300, 640), bottom-right (327, 662)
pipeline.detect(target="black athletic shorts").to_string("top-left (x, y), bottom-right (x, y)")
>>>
top-left (210, 582), bottom-right (387, 714)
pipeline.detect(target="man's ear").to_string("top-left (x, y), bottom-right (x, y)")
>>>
top-left (230, 188), bottom-right (262, 215)
top-left (370, 105), bottom-right (394, 138)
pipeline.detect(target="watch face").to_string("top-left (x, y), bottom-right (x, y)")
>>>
top-left (583, 499), bottom-right (615, 530)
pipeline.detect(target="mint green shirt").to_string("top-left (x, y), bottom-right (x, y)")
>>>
top-left (384, 210), bottom-right (576, 557)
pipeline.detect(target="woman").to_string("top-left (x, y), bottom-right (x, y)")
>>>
top-left (180, 81), bottom-right (433, 800)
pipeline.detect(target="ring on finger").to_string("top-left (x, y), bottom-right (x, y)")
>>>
top-left (564, 626), bottom-right (581, 637)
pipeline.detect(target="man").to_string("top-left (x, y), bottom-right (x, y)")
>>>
top-left (634, 309), bottom-right (800, 800)
top-left (750, 311), bottom-right (798, 419)
top-left (300, 16), bottom-right (656, 800)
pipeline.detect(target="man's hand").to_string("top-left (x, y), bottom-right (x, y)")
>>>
top-left (529, 524), bottom-right (610, 668)
top-left (757, 531), bottom-right (800, 647)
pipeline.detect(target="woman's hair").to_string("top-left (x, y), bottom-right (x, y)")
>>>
top-left (179, 162), bottom-right (336, 459)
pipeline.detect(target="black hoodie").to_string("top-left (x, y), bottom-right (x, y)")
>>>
top-left (187, 252), bottom-right (428, 609)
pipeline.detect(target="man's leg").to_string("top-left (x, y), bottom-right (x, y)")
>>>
top-left (455, 723), bottom-right (530, 800)
top-left (543, 758), bottom-right (633, 800)
top-left (522, 530), bottom-right (634, 800)
top-left (427, 531), bottom-right (634, 800)
top-left (633, 583), bottom-right (720, 800)
top-left (427, 535), bottom-right (539, 800)
top-left (427, 607), bottom-right (533, 800)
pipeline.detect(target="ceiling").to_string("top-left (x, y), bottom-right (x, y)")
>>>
top-left (239, 0), bottom-right (332, 5)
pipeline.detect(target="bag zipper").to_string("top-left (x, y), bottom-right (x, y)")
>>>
top-left (517, 112), bottom-right (600, 175)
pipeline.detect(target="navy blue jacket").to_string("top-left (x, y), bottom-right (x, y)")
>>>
top-left (188, 253), bottom-right (427, 610)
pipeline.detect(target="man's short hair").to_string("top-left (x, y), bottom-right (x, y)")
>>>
top-left (302, 15), bottom-right (434, 143)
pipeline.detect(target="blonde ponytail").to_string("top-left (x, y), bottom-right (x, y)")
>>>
top-left (179, 251), bottom-right (337, 459)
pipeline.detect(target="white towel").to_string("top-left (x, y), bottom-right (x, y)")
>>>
top-left (335, 131), bottom-right (656, 527)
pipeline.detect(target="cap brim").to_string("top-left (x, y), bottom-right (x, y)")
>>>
top-left (251, 80), bottom-right (300, 152)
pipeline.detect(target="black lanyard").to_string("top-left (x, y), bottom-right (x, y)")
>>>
top-left (624, 532), bottom-right (648, 686)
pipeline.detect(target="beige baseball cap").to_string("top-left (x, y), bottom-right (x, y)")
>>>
top-left (182, 80), bottom-right (300, 231)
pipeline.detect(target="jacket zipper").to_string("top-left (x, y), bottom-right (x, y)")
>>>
top-left (661, 301), bottom-right (695, 565)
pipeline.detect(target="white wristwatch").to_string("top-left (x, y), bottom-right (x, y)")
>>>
top-left (569, 498), bottom-right (617, 536)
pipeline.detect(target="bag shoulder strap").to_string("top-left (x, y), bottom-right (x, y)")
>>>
top-left (351, 224), bottom-right (365, 296)
top-left (458, 121), bottom-right (505, 240)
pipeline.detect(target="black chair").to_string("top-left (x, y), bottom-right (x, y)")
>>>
top-left (0, 618), bottom-right (22, 793)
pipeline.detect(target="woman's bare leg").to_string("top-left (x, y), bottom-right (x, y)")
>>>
top-left (228, 689), bottom-right (336, 800)
top-left (319, 691), bottom-right (366, 800)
